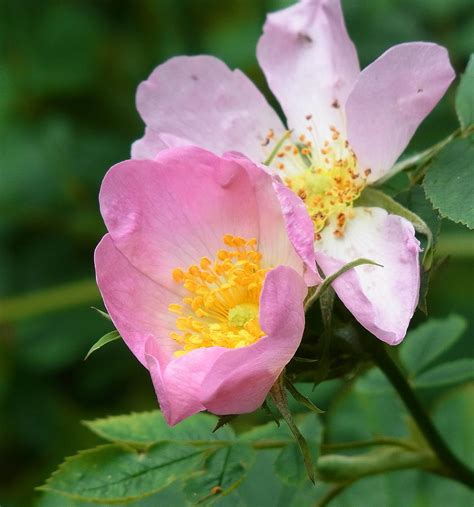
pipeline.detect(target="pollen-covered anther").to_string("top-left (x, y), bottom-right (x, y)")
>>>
top-left (168, 235), bottom-right (268, 356)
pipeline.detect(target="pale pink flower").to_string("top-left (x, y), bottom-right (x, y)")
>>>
top-left (132, 0), bottom-right (454, 345)
top-left (95, 146), bottom-right (315, 425)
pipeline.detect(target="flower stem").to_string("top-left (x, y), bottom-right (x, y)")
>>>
top-left (365, 336), bottom-right (474, 489)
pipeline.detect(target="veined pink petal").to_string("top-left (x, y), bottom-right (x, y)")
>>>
top-left (223, 151), bottom-right (318, 284)
top-left (100, 147), bottom-right (260, 290)
top-left (315, 207), bottom-right (421, 345)
top-left (145, 340), bottom-right (209, 425)
top-left (132, 55), bottom-right (285, 162)
top-left (94, 234), bottom-right (180, 366)
top-left (272, 180), bottom-right (321, 286)
top-left (145, 266), bottom-right (307, 425)
top-left (346, 43), bottom-right (455, 182)
top-left (100, 147), bottom-right (307, 289)
top-left (257, 0), bottom-right (359, 137)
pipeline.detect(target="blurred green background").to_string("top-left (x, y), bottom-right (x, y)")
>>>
top-left (0, 0), bottom-right (473, 506)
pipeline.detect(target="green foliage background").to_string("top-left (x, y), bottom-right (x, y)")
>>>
top-left (0, 0), bottom-right (473, 505)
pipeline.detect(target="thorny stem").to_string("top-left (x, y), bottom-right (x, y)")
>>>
top-left (364, 336), bottom-right (474, 489)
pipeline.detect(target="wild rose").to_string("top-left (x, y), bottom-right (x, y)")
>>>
top-left (95, 146), bottom-right (316, 425)
top-left (132, 0), bottom-right (454, 345)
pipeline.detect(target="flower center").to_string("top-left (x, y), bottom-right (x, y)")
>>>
top-left (168, 235), bottom-right (268, 357)
top-left (262, 120), bottom-right (370, 239)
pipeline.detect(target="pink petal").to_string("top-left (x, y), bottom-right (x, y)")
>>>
top-left (202, 266), bottom-right (307, 414)
top-left (94, 234), bottom-right (180, 366)
top-left (133, 55), bottom-right (285, 162)
top-left (100, 147), bottom-right (260, 290)
top-left (145, 339), bottom-right (209, 425)
top-left (223, 151), bottom-right (318, 283)
top-left (257, 0), bottom-right (359, 137)
top-left (315, 207), bottom-right (421, 345)
top-left (145, 266), bottom-right (307, 424)
top-left (272, 180), bottom-right (321, 286)
top-left (100, 147), bottom-right (306, 289)
top-left (346, 43), bottom-right (455, 182)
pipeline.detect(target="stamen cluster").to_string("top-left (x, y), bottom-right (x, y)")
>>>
top-left (263, 118), bottom-right (370, 238)
top-left (168, 235), bottom-right (268, 356)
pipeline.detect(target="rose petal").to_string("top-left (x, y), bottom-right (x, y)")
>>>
top-left (223, 151), bottom-right (317, 282)
top-left (272, 180), bottom-right (321, 286)
top-left (201, 265), bottom-right (308, 415)
top-left (315, 207), bottom-right (420, 345)
top-left (257, 0), bottom-right (359, 137)
top-left (145, 339), bottom-right (209, 425)
top-left (94, 234), bottom-right (180, 366)
top-left (346, 42), bottom-right (455, 182)
top-left (133, 55), bottom-right (285, 162)
top-left (145, 266), bottom-right (307, 424)
top-left (100, 147), bottom-right (261, 289)
top-left (131, 127), bottom-right (170, 160)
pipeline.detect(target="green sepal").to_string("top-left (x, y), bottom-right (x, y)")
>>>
top-left (91, 306), bottom-right (112, 321)
top-left (285, 377), bottom-right (325, 414)
top-left (304, 258), bottom-right (381, 312)
top-left (269, 375), bottom-right (316, 483)
top-left (213, 415), bottom-right (238, 433)
top-left (84, 330), bottom-right (121, 360)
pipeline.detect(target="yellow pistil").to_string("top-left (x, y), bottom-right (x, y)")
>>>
top-left (262, 121), bottom-right (370, 238)
top-left (168, 235), bottom-right (268, 357)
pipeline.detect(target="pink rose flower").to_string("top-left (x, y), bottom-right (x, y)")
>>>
top-left (131, 0), bottom-right (454, 345)
top-left (95, 146), bottom-right (314, 425)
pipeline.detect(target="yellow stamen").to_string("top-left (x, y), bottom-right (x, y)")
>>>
top-left (263, 120), bottom-right (369, 237)
top-left (168, 235), bottom-right (268, 356)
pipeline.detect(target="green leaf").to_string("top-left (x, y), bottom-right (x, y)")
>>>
top-left (327, 471), bottom-right (472, 507)
top-left (274, 444), bottom-right (308, 485)
top-left (37, 484), bottom-right (187, 507)
top-left (326, 370), bottom-right (406, 443)
top-left (412, 359), bottom-right (474, 389)
top-left (184, 443), bottom-right (255, 504)
top-left (400, 314), bottom-right (467, 376)
top-left (39, 442), bottom-right (206, 503)
top-left (83, 411), bottom-right (233, 448)
top-left (433, 383), bottom-right (474, 466)
top-left (239, 420), bottom-right (292, 444)
top-left (455, 54), bottom-right (474, 129)
top-left (423, 135), bottom-right (474, 229)
top-left (84, 331), bottom-right (121, 360)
